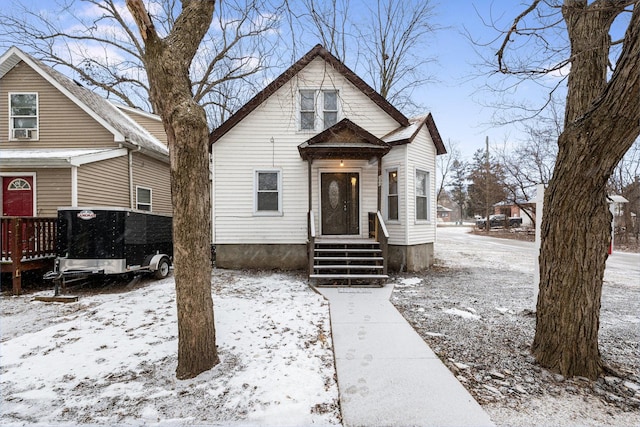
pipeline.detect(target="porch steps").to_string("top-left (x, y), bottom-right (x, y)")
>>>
top-left (311, 240), bottom-right (388, 286)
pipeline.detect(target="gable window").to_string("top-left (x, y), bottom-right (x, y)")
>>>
top-left (387, 169), bottom-right (398, 221)
top-left (136, 186), bottom-right (152, 211)
top-left (299, 89), bottom-right (340, 131)
top-left (323, 90), bottom-right (338, 128)
top-left (415, 169), bottom-right (429, 221)
top-left (255, 170), bottom-right (281, 214)
top-left (300, 90), bottom-right (316, 130)
top-left (10, 93), bottom-right (38, 140)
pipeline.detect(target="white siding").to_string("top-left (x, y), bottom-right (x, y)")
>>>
top-left (381, 145), bottom-right (408, 245)
top-left (212, 57), bottom-right (403, 245)
top-left (405, 127), bottom-right (438, 245)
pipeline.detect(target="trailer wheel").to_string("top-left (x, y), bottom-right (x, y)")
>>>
top-left (154, 257), bottom-right (171, 279)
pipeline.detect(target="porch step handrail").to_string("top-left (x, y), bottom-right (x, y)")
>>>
top-left (308, 210), bottom-right (315, 278)
top-left (376, 211), bottom-right (389, 239)
top-left (375, 211), bottom-right (389, 276)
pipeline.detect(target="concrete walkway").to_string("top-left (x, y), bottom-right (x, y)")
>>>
top-left (317, 285), bottom-right (494, 427)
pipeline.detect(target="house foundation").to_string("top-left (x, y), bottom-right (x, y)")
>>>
top-left (388, 243), bottom-right (434, 272)
top-left (215, 244), bottom-right (307, 270)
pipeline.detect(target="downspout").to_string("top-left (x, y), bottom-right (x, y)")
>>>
top-left (71, 166), bottom-right (78, 207)
top-left (128, 150), bottom-right (134, 209)
top-left (308, 158), bottom-right (313, 212)
top-left (377, 156), bottom-right (382, 212)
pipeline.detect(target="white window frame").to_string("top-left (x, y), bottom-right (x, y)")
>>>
top-left (254, 169), bottom-right (282, 216)
top-left (298, 89), bottom-right (340, 131)
top-left (415, 168), bottom-right (430, 222)
top-left (299, 89), bottom-right (316, 131)
top-left (322, 89), bottom-right (338, 129)
top-left (9, 92), bottom-right (39, 141)
top-left (136, 186), bottom-right (152, 211)
top-left (385, 167), bottom-right (400, 223)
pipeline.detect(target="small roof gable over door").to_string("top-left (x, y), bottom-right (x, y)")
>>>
top-left (298, 118), bottom-right (391, 160)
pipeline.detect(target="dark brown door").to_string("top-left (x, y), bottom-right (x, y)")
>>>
top-left (321, 173), bottom-right (359, 235)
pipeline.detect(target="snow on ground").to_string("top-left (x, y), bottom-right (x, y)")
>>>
top-left (392, 226), bottom-right (640, 427)
top-left (0, 270), bottom-right (340, 426)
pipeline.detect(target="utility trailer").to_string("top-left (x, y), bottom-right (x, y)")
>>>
top-left (44, 207), bottom-right (173, 287)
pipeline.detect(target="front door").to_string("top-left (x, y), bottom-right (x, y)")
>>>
top-left (321, 172), bottom-right (359, 235)
top-left (2, 176), bottom-right (34, 216)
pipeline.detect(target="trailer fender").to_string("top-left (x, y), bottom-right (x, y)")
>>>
top-left (145, 254), bottom-right (171, 279)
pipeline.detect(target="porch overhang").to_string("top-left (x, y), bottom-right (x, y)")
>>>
top-left (298, 118), bottom-right (390, 161)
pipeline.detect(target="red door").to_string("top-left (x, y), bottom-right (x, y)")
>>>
top-left (2, 176), bottom-right (34, 216)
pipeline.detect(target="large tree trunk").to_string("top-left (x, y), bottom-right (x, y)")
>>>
top-left (127, 0), bottom-right (219, 380)
top-left (532, 0), bottom-right (640, 379)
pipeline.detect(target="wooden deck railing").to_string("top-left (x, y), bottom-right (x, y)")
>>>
top-left (1, 217), bottom-right (57, 294)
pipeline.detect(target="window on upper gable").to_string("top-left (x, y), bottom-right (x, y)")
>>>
top-left (9, 93), bottom-right (38, 140)
top-left (323, 90), bottom-right (338, 128)
top-left (299, 89), bottom-right (339, 131)
top-left (300, 90), bottom-right (316, 130)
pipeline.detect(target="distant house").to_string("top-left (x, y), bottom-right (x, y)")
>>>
top-left (493, 201), bottom-right (534, 227)
top-left (209, 45), bottom-right (446, 276)
top-left (0, 46), bottom-right (171, 218)
top-left (437, 204), bottom-right (453, 222)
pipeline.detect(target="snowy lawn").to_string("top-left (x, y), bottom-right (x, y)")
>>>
top-left (0, 270), bottom-right (340, 426)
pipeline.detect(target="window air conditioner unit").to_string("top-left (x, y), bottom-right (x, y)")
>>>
top-left (12, 129), bottom-right (37, 140)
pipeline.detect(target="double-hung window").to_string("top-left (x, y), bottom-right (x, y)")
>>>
top-left (299, 89), bottom-right (339, 130)
top-left (255, 170), bottom-right (281, 214)
top-left (387, 169), bottom-right (399, 221)
top-left (300, 90), bottom-right (316, 130)
top-left (10, 93), bottom-right (38, 140)
top-left (323, 90), bottom-right (338, 128)
top-left (136, 186), bottom-right (152, 211)
top-left (415, 169), bottom-right (429, 221)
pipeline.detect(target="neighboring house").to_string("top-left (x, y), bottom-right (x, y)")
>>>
top-left (209, 45), bottom-right (446, 275)
top-left (0, 46), bottom-right (171, 218)
top-left (493, 201), bottom-right (534, 227)
top-left (437, 204), bottom-right (453, 222)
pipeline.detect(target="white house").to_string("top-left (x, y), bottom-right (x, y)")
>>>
top-left (209, 45), bottom-right (446, 281)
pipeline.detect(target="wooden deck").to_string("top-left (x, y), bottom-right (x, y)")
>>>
top-left (1, 217), bottom-right (56, 295)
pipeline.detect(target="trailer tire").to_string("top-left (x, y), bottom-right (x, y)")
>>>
top-left (154, 257), bottom-right (171, 279)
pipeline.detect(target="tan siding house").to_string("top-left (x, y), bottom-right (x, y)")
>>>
top-left (210, 45), bottom-right (446, 273)
top-left (0, 46), bottom-right (171, 218)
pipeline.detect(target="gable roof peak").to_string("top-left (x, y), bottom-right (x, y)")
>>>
top-left (209, 44), bottom-right (409, 145)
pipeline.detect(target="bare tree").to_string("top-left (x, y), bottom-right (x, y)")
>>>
top-left (283, 0), bottom-right (438, 113)
top-left (498, 105), bottom-right (561, 225)
top-left (0, 0), bottom-right (279, 127)
top-left (359, 0), bottom-right (438, 111)
top-left (126, 0), bottom-right (218, 380)
top-left (491, 0), bottom-right (639, 379)
top-left (283, 0), bottom-right (351, 62)
top-left (436, 139), bottom-right (460, 202)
